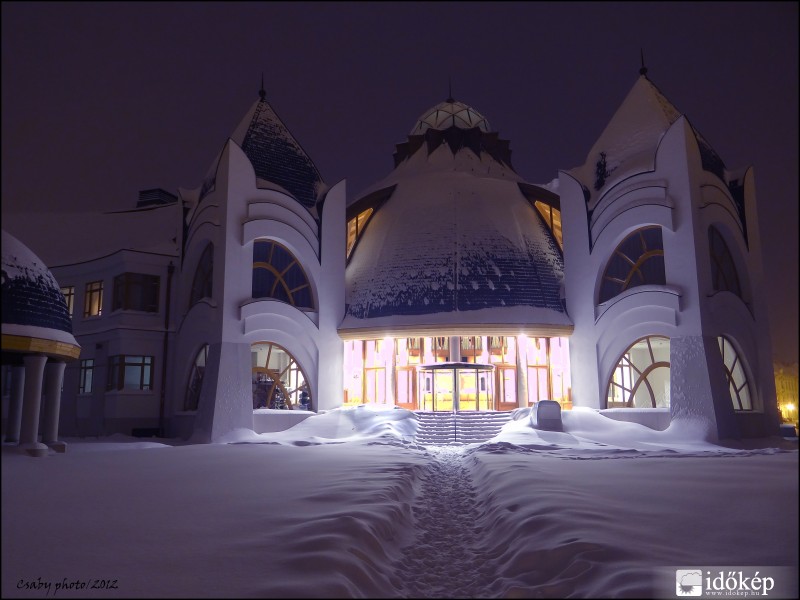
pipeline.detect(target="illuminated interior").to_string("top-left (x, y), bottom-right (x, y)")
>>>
top-left (607, 336), bottom-right (670, 408)
top-left (534, 201), bottom-right (563, 249)
top-left (718, 336), bottom-right (752, 411)
top-left (346, 208), bottom-right (373, 258)
top-left (343, 335), bottom-right (571, 411)
top-left (251, 342), bottom-right (310, 410)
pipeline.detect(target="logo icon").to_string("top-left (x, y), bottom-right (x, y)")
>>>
top-left (676, 570), bottom-right (703, 596)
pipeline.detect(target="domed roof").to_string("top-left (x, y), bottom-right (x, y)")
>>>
top-left (1, 229), bottom-right (80, 359)
top-left (342, 172), bottom-right (571, 334)
top-left (410, 99), bottom-right (491, 135)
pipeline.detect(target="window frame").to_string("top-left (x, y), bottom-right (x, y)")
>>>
top-left (83, 280), bottom-right (104, 318)
top-left (112, 272), bottom-right (160, 313)
top-left (106, 355), bottom-right (154, 391)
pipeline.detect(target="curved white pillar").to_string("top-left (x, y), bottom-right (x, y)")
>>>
top-left (42, 361), bottom-right (67, 452)
top-left (4, 365), bottom-right (25, 443)
top-left (20, 355), bottom-right (48, 457)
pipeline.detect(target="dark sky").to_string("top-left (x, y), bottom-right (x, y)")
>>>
top-left (2, 2), bottom-right (797, 363)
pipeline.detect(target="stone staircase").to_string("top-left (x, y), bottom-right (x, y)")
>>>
top-left (414, 411), bottom-right (511, 445)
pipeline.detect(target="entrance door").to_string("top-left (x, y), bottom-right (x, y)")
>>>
top-left (419, 370), bottom-right (454, 411)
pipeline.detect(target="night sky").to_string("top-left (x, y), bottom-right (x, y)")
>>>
top-left (1, 2), bottom-right (797, 363)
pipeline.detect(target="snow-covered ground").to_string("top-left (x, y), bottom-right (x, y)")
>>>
top-left (2, 406), bottom-right (797, 598)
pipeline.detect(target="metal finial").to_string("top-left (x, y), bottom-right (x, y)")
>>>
top-left (639, 48), bottom-right (648, 76)
top-left (447, 77), bottom-right (454, 103)
top-left (259, 73), bottom-right (266, 100)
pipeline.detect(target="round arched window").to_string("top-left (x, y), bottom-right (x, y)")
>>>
top-left (607, 336), bottom-right (670, 408)
top-left (251, 342), bottom-right (311, 410)
top-left (184, 344), bottom-right (209, 412)
top-left (718, 336), bottom-right (752, 411)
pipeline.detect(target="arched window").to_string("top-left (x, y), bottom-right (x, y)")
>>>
top-left (252, 240), bottom-right (313, 309)
top-left (251, 342), bottom-right (311, 410)
top-left (184, 344), bottom-right (209, 412)
top-left (708, 226), bottom-right (742, 298)
top-left (718, 336), bottom-right (752, 411)
top-left (599, 226), bottom-right (666, 303)
top-left (607, 336), bottom-right (670, 408)
top-left (189, 243), bottom-right (213, 308)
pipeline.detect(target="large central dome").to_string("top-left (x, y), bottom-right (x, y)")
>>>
top-left (341, 98), bottom-right (570, 336)
top-left (410, 99), bottom-right (491, 135)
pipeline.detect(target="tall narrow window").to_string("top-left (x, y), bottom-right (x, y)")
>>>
top-left (78, 359), bottom-right (94, 394)
top-left (708, 226), bottom-right (742, 298)
top-left (84, 281), bottom-right (104, 317)
top-left (607, 336), bottom-right (670, 408)
top-left (113, 273), bottom-right (160, 312)
top-left (599, 226), bottom-right (665, 303)
top-left (534, 201), bottom-right (563, 249)
top-left (184, 344), bottom-right (209, 411)
top-left (61, 286), bottom-right (75, 316)
top-left (252, 240), bottom-right (313, 309)
top-left (189, 243), bottom-right (214, 307)
top-left (107, 355), bottom-right (154, 391)
top-left (346, 208), bottom-right (374, 258)
top-left (718, 336), bottom-right (752, 411)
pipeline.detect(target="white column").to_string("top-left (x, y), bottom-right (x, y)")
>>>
top-left (4, 365), bottom-right (25, 443)
top-left (42, 361), bottom-right (67, 452)
top-left (20, 355), bottom-right (48, 457)
top-left (449, 336), bottom-right (460, 411)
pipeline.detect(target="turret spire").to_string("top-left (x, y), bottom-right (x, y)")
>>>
top-left (639, 48), bottom-right (648, 77)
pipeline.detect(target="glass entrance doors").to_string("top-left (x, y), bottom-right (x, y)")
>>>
top-left (417, 362), bottom-right (495, 411)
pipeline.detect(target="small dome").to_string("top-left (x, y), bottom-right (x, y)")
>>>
top-left (2, 229), bottom-right (74, 336)
top-left (410, 99), bottom-right (491, 135)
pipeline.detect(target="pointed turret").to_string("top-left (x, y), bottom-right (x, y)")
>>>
top-left (226, 85), bottom-right (327, 210)
top-left (572, 74), bottom-right (727, 201)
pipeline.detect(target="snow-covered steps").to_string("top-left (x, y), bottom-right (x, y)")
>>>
top-left (414, 411), bottom-right (511, 445)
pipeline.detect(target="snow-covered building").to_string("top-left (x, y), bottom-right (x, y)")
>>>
top-left (2, 230), bottom-right (81, 455)
top-left (1, 70), bottom-right (779, 447)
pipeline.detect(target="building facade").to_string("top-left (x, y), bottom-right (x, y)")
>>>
top-left (1, 72), bottom-right (780, 445)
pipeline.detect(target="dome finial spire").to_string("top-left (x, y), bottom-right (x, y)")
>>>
top-left (259, 72), bottom-right (266, 100)
top-left (639, 48), bottom-right (648, 77)
top-left (447, 76), bottom-right (454, 103)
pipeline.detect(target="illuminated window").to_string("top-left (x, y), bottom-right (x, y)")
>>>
top-left (599, 226), bottom-right (665, 303)
top-left (61, 286), bottom-right (74, 316)
top-left (184, 344), bottom-right (209, 411)
top-left (113, 273), bottom-right (160, 312)
top-left (708, 227), bottom-right (742, 298)
top-left (189, 243), bottom-right (213, 307)
top-left (534, 201), bottom-right (563, 249)
top-left (251, 342), bottom-right (310, 410)
top-left (346, 208), bottom-right (373, 258)
top-left (252, 240), bottom-right (313, 309)
top-left (83, 280), bottom-right (103, 317)
top-left (78, 359), bottom-right (93, 394)
top-left (607, 336), bottom-right (670, 408)
top-left (107, 355), bottom-right (153, 391)
top-left (718, 336), bottom-right (752, 411)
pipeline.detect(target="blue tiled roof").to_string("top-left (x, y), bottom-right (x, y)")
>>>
top-left (2, 231), bottom-right (72, 334)
top-left (345, 175), bottom-right (566, 322)
top-left (240, 99), bottom-right (325, 209)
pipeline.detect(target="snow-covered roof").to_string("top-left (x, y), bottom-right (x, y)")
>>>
top-left (1, 204), bottom-right (179, 267)
top-left (344, 124), bottom-right (569, 331)
top-left (570, 75), bottom-right (727, 203)
top-left (1, 229), bottom-right (75, 337)
top-left (226, 91), bottom-right (327, 209)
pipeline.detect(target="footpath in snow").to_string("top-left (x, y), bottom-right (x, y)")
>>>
top-left (394, 446), bottom-right (493, 598)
